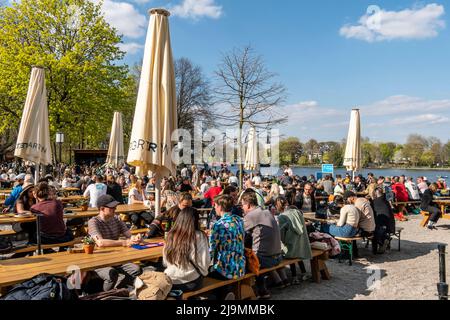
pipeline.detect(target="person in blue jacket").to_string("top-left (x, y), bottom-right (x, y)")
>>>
top-left (2, 173), bottom-right (26, 213)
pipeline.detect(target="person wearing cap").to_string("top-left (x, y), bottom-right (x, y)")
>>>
top-left (2, 173), bottom-right (25, 213)
top-left (87, 194), bottom-right (142, 291)
top-left (321, 191), bottom-right (360, 238)
top-left (83, 175), bottom-right (107, 208)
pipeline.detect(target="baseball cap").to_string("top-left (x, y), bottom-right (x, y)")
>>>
top-left (96, 194), bottom-right (120, 208)
top-left (343, 191), bottom-right (356, 201)
top-left (16, 173), bottom-right (26, 181)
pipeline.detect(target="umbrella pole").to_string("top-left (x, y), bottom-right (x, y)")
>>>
top-left (35, 163), bottom-right (40, 184)
top-left (155, 172), bottom-right (161, 218)
top-left (36, 214), bottom-right (42, 255)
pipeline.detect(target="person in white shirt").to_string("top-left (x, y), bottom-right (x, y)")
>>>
top-left (228, 172), bottom-right (239, 186)
top-left (405, 177), bottom-right (421, 200)
top-left (252, 173), bottom-right (262, 186)
top-left (163, 207), bottom-right (210, 292)
top-left (180, 166), bottom-right (189, 178)
top-left (200, 177), bottom-right (212, 195)
top-left (128, 179), bottom-right (153, 228)
top-left (83, 175), bottom-right (107, 207)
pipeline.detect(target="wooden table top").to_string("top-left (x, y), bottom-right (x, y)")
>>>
top-left (0, 239), bottom-right (164, 289)
top-left (0, 204), bottom-right (150, 225)
top-left (303, 212), bottom-right (338, 224)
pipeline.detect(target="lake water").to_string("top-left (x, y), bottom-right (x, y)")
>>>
top-left (225, 166), bottom-right (450, 182)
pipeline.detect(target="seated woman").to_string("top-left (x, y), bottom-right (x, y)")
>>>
top-left (29, 182), bottom-right (74, 245)
top-left (321, 202), bottom-right (360, 238)
top-left (163, 207), bottom-right (210, 292)
top-left (275, 196), bottom-right (312, 284)
top-left (12, 184), bottom-right (37, 235)
top-left (128, 179), bottom-right (154, 228)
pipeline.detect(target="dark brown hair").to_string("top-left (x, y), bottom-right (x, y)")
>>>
top-left (241, 191), bottom-right (258, 207)
top-left (164, 207), bottom-right (206, 269)
top-left (214, 195), bottom-right (234, 212)
top-left (35, 182), bottom-right (50, 200)
top-left (179, 192), bottom-right (193, 202)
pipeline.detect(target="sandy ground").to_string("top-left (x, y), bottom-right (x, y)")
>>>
top-left (272, 215), bottom-right (450, 300)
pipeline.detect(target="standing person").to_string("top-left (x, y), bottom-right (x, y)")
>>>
top-left (29, 182), bottom-right (74, 244)
top-left (180, 165), bottom-right (189, 179)
top-left (87, 195), bottom-right (142, 291)
top-left (321, 175), bottom-right (334, 195)
top-left (83, 175), bottom-right (107, 208)
top-left (163, 207), bottom-right (210, 292)
top-left (241, 192), bottom-right (285, 299)
top-left (106, 175), bottom-right (124, 204)
top-left (191, 165), bottom-right (200, 191)
top-left (209, 195), bottom-right (246, 299)
top-left (420, 183), bottom-right (441, 230)
top-left (228, 172), bottom-right (239, 186)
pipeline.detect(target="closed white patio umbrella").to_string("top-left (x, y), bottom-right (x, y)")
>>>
top-left (127, 8), bottom-right (177, 217)
top-left (106, 111), bottom-right (125, 168)
top-left (343, 109), bottom-right (361, 180)
top-left (14, 66), bottom-right (52, 181)
top-left (14, 66), bottom-right (52, 255)
top-left (244, 127), bottom-right (258, 175)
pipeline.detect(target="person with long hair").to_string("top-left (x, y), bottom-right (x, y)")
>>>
top-left (161, 179), bottom-right (178, 211)
top-left (163, 207), bottom-right (210, 292)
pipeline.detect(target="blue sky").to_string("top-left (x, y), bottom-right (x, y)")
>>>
top-left (98, 0), bottom-right (450, 143)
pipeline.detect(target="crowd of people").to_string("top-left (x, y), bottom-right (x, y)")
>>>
top-left (1, 160), bottom-right (448, 299)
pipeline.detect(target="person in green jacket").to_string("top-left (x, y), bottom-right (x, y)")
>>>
top-left (275, 196), bottom-right (312, 284)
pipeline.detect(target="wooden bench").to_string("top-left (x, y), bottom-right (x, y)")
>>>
top-left (420, 210), bottom-right (450, 227)
top-left (130, 228), bottom-right (149, 235)
top-left (181, 249), bottom-right (330, 300)
top-left (11, 238), bottom-right (82, 254)
top-left (0, 230), bottom-right (16, 237)
top-left (389, 227), bottom-right (404, 251)
top-left (335, 235), bottom-right (374, 266)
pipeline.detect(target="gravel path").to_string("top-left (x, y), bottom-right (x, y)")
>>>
top-left (272, 215), bottom-right (449, 300)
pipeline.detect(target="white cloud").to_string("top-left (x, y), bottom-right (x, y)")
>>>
top-left (389, 114), bottom-right (450, 126)
top-left (93, 0), bottom-right (147, 38)
top-left (362, 95), bottom-right (450, 116)
top-left (171, 0), bottom-right (223, 20)
top-left (340, 3), bottom-right (445, 42)
top-left (118, 42), bottom-right (144, 54)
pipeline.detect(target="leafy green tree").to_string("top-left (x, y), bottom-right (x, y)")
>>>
top-left (379, 142), bottom-right (396, 164)
top-left (279, 137), bottom-right (303, 165)
top-left (402, 134), bottom-right (427, 167)
top-left (420, 151), bottom-right (435, 167)
top-left (0, 0), bottom-right (135, 157)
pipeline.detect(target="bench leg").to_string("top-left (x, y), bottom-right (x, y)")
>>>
top-left (318, 259), bottom-right (331, 281)
top-left (397, 232), bottom-right (401, 251)
top-left (310, 257), bottom-right (321, 283)
top-left (239, 278), bottom-right (256, 300)
top-left (420, 215), bottom-right (430, 227)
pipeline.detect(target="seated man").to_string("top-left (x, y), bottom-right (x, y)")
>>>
top-left (146, 192), bottom-right (193, 238)
top-left (420, 183), bottom-right (441, 230)
top-left (241, 192), bottom-right (286, 299)
top-left (87, 194), bottom-right (142, 292)
top-left (344, 191), bottom-right (376, 236)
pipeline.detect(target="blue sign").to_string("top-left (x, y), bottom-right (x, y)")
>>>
top-left (322, 164), bottom-right (334, 173)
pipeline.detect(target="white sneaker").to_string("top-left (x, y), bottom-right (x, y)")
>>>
top-left (224, 292), bottom-right (235, 300)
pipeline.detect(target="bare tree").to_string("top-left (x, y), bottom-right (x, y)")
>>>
top-left (214, 45), bottom-right (287, 187)
top-left (175, 57), bottom-right (213, 131)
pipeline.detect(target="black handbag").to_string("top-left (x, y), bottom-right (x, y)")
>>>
top-left (0, 237), bottom-right (13, 254)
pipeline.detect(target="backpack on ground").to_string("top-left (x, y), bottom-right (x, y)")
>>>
top-left (2, 273), bottom-right (78, 300)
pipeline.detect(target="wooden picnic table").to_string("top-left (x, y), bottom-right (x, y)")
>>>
top-left (0, 239), bottom-right (164, 293)
top-left (303, 212), bottom-right (339, 224)
top-left (59, 195), bottom-right (86, 203)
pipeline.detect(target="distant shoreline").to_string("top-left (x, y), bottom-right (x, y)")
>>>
top-left (287, 165), bottom-right (450, 171)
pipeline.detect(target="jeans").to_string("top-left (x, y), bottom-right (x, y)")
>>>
top-left (256, 254), bottom-right (282, 292)
top-left (172, 277), bottom-right (203, 293)
top-left (421, 205), bottom-right (441, 223)
top-left (321, 224), bottom-right (359, 238)
top-left (130, 211), bottom-right (155, 227)
top-left (94, 263), bottom-right (142, 292)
